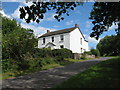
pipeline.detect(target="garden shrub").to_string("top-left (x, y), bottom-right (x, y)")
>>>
top-left (28, 58), bottom-right (56, 70)
top-left (32, 48), bottom-right (52, 58)
top-left (52, 48), bottom-right (73, 58)
top-left (54, 56), bottom-right (64, 62)
top-left (90, 49), bottom-right (100, 57)
top-left (2, 59), bottom-right (19, 72)
top-left (80, 54), bottom-right (86, 60)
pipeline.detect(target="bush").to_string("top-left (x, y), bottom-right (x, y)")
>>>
top-left (2, 59), bottom-right (19, 72)
top-left (90, 49), bottom-right (100, 57)
top-left (52, 48), bottom-right (73, 58)
top-left (28, 58), bottom-right (56, 70)
top-left (32, 48), bottom-right (52, 58)
top-left (80, 54), bottom-right (86, 60)
top-left (83, 51), bottom-right (92, 55)
top-left (54, 56), bottom-right (64, 62)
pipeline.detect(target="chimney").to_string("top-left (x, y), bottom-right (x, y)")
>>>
top-left (47, 30), bottom-right (50, 33)
top-left (75, 24), bottom-right (78, 28)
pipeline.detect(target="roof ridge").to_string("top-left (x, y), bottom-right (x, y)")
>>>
top-left (39, 27), bottom-right (76, 38)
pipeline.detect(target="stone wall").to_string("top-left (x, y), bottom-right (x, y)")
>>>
top-left (72, 53), bottom-right (95, 59)
top-left (72, 53), bottom-right (82, 59)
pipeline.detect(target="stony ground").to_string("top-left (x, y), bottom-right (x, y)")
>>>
top-left (2, 57), bottom-right (111, 89)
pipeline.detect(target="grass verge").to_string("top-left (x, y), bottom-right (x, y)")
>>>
top-left (53, 57), bottom-right (120, 88)
top-left (2, 58), bottom-right (96, 80)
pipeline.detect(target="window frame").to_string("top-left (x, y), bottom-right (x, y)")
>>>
top-left (43, 38), bottom-right (45, 44)
top-left (80, 38), bottom-right (82, 45)
top-left (60, 35), bottom-right (64, 41)
top-left (52, 36), bottom-right (54, 42)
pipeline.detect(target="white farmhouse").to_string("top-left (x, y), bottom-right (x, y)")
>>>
top-left (38, 24), bottom-right (89, 53)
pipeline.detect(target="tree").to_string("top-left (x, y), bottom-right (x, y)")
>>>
top-left (97, 35), bottom-right (120, 56)
top-left (89, 2), bottom-right (120, 40)
top-left (19, 2), bottom-right (82, 23)
top-left (90, 48), bottom-right (100, 57)
top-left (2, 16), bottom-right (37, 62)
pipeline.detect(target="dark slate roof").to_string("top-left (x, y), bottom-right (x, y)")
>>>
top-left (39, 26), bottom-right (88, 42)
top-left (39, 27), bottom-right (76, 38)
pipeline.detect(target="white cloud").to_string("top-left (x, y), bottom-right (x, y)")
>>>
top-left (45, 13), bottom-right (57, 21)
top-left (86, 21), bottom-right (91, 28)
top-left (0, 10), bottom-right (11, 19)
top-left (53, 25), bottom-right (60, 28)
top-left (66, 20), bottom-right (74, 25)
top-left (84, 34), bottom-right (101, 44)
top-left (109, 23), bottom-right (118, 30)
top-left (11, 6), bottom-right (22, 19)
top-left (21, 23), bottom-right (56, 36)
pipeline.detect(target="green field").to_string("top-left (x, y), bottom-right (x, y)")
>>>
top-left (53, 57), bottom-right (120, 88)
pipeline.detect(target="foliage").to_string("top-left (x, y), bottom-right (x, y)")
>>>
top-left (32, 48), bottom-right (52, 58)
top-left (54, 57), bottom-right (120, 88)
top-left (19, 2), bottom-right (82, 23)
top-left (83, 51), bottom-right (92, 55)
top-left (28, 57), bottom-right (56, 70)
top-left (90, 49), bottom-right (100, 57)
top-left (52, 48), bottom-right (73, 58)
top-left (2, 59), bottom-right (19, 72)
top-left (80, 54), bottom-right (86, 60)
top-left (90, 2), bottom-right (120, 39)
top-left (83, 49), bottom-right (100, 57)
top-left (97, 35), bottom-right (120, 56)
top-left (2, 16), bottom-right (38, 71)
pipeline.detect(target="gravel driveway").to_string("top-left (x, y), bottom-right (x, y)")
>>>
top-left (2, 57), bottom-right (111, 89)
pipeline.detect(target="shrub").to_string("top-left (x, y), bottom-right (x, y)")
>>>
top-left (83, 51), bottom-right (92, 55)
top-left (90, 49), bottom-right (100, 57)
top-left (52, 48), bottom-right (73, 58)
top-left (80, 54), bottom-right (86, 60)
top-left (28, 58), bottom-right (56, 70)
top-left (2, 59), bottom-right (19, 72)
top-left (54, 56), bottom-right (64, 62)
top-left (33, 48), bottom-right (52, 58)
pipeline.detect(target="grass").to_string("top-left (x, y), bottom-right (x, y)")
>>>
top-left (2, 64), bottom-right (61, 80)
top-left (2, 57), bottom-right (96, 80)
top-left (53, 57), bottom-right (120, 88)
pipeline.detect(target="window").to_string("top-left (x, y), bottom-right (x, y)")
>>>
top-left (80, 38), bottom-right (82, 45)
top-left (43, 38), bottom-right (45, 44)
top-left (60, 45), bottom-right (64, 48)
top-left (60, 35), bottom-right (64, 41)
top-left (81, 48), bottom-right (82, 53)
top-left (52, 37), bottom-right (54, 42)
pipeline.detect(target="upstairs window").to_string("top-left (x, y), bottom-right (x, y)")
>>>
top-left (60, 35), bottom-right (64, 41)
top-left (43, 38), bottom-right (45, 44)
top-left (80, 38), bottom-right (82, 45)
top-left (52, 37), bottom-right (54, 42)
top-left (60, 45), bottom-right (64, 48)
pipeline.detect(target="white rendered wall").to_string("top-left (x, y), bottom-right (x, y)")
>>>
top-left (70, 28), bottom-right (89, 53)
top-left (38, 33), bottom-right (70, 50)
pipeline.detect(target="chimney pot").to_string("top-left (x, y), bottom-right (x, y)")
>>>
top-left (47, 30), bottom-right (50, 33)
top-left (75, 24), bottom-right (78, 27)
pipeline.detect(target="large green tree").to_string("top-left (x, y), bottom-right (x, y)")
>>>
top-left (90, 2), bottom-right (120, 39)
top-left (97, 35), bottom-right (120, 56)
top-left (2, 16), bottom-right (37, 61)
